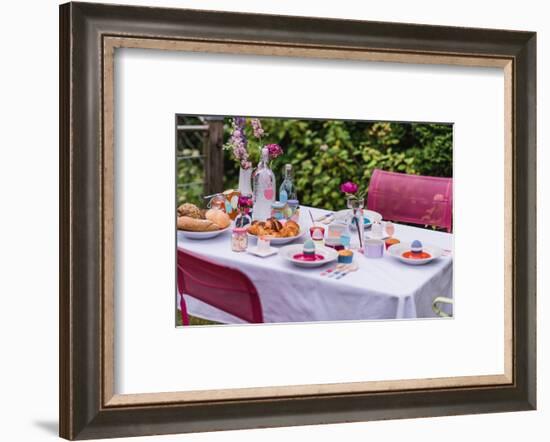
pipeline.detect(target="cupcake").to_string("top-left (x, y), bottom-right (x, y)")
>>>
top-left (338, 249), bottom-right (354, 264)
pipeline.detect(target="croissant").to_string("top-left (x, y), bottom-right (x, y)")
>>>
top-left (247, 218), bottom-right (300, 237)
top-left (177, 216), bottom-right (220, 232)
top-left (280, 225), bottom-right (298, 237)
top-left (177, 203), bottom-right (202, 219)
top-left (285, 220), bottom-right (300, 231)
top-left (265, 218), bottom-right (283, 232)
top-left (247, 221), bottom-right (264, 236)
top-left (257, 226), bottom-right (272, 237)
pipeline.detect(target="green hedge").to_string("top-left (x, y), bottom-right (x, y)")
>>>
top-left (178, 117), bottom-right (453, 211)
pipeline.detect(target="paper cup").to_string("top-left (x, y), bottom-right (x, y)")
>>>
top-left (365, 239), bottom-right (384, 258)
top-left (257, 236), bottom-right (271, 252)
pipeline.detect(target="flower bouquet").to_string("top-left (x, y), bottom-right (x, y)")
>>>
top-left (224, 117), bottom-right (283, 170)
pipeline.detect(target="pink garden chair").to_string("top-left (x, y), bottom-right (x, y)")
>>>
top-left (367, 169), bottom-right (453, 232)
top-left (179, 295), bottom-right (190, 326)
top-left (177, 248), bottom-right (264, 324)
top-left (177, 269), bottom-right (190, 325)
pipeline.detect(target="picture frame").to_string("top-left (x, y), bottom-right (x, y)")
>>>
top-left (59, 2), bottom-right (536, 440)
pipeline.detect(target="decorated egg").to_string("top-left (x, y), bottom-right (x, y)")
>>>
top-left (411, 240), bottom-right (423, 254)
top-left (303, 239), bottom-right (316, 256)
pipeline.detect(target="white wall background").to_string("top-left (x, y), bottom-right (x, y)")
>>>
top-left (0, 0), bottom-right (546, 441)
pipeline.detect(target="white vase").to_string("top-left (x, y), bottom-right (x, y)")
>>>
top-left (238, 167), bottom-right (253, 196)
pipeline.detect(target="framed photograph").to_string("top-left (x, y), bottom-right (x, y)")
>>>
top-left (59, 2), bottom-right (536, 440)
top-left (175, 114), bottom-right (455, 325)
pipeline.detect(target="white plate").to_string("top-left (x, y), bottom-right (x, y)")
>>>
top-left (247, 224), bottom-right (306, 245)
top-left (387, 242), bottom-right (443, 265)
top-left (334, 209), bottom-right (383, 229)
top-left (178, 225), bottom-right (231, 240)
top-left (279, 244), bottom-right (338, 268)
top-left (247, 246), bottom-right (278, 258)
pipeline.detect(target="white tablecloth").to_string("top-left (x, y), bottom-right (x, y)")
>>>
top-left (177, 206), bottom-right (453, 323)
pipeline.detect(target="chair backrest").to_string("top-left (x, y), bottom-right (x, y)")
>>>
top-left (367, 169), bottom-right (453, 232)
top-left (432, 296), bottom-right (453, 318)
top-left (177, 248), bottom-right (264, 323)
top-left (177, 270), bottom-right (190, 325)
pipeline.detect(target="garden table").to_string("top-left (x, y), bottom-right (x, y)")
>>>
top-left (177, 206), bottom-right (453, 323)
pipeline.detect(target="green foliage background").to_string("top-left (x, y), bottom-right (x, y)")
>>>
top-left (177, 117), bottom-right (453, 211)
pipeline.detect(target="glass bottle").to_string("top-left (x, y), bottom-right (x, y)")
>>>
top-left (279, 163), bottom-right (296, 203)
top-left (252, 147), bottom-right (276, 221)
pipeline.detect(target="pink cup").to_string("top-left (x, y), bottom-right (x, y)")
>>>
top-left (309, 225), bottom-right (325, 241)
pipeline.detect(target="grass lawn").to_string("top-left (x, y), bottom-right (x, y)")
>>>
top-left (176, 311), bottom-right (220, 327)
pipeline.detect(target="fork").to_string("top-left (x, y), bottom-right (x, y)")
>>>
top-left (320, 263), bottom-right (345, 277)
top-left (328, 264), bottom-right (353, 278)
top-left (314, 212), bottom-right (335, 224)
top-left (335, 264), bottom-right (359, 279)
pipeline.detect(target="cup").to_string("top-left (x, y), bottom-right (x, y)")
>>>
top-left (340, 234), bottom-right (351, 249)
top-left (365, 239), bottom-right (384, 258)
top-left (371, 222), bottom-right (383, 239)
top-left (384, 221), bottom-right (395, 238)
top-left (257, 235), bottom-right (271, 253)
top-left (328, 222), bottom-right (346, 238)
top-left (309, 224), bottom-right (325, 241)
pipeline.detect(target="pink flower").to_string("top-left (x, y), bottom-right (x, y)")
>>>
top-left (266, 143), bottom-right (283, 159)
top-left (233, 117), bottom-right (246, 128)
top-left (241, 160), bottom-right (252, 170)
top-left (227, 117), bottom-right (249, 165)
top-left (340, 181), bottom-right (359, 194)
top-left (238, 195), bottom-right (253, 207)
top-left (251, 118), bottom-right (264, 138)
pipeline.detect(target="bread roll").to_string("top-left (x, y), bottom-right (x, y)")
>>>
top-left (177, 203), bottom-right (202, 219)
top-left (205, 209), bottom-right (231, 229)
top-left (177, 216), bottom-right (220, 232)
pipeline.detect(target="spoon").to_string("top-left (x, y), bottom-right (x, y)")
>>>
top-left (321, 263), bottom-right (345, 276)
top-left (335, 264), bottom-right (359, 279)
top-left (328, 264), bottom-right (353, 278)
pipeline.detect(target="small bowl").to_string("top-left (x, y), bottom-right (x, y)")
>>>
top-left (387, 242), bottom-right (443, 265)
top-left (279, 244), bottom-right (338, 268)
top-left (178, 225), bottom-right (231, 240)
top-left (248, 229), bottom-right (305, 245)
